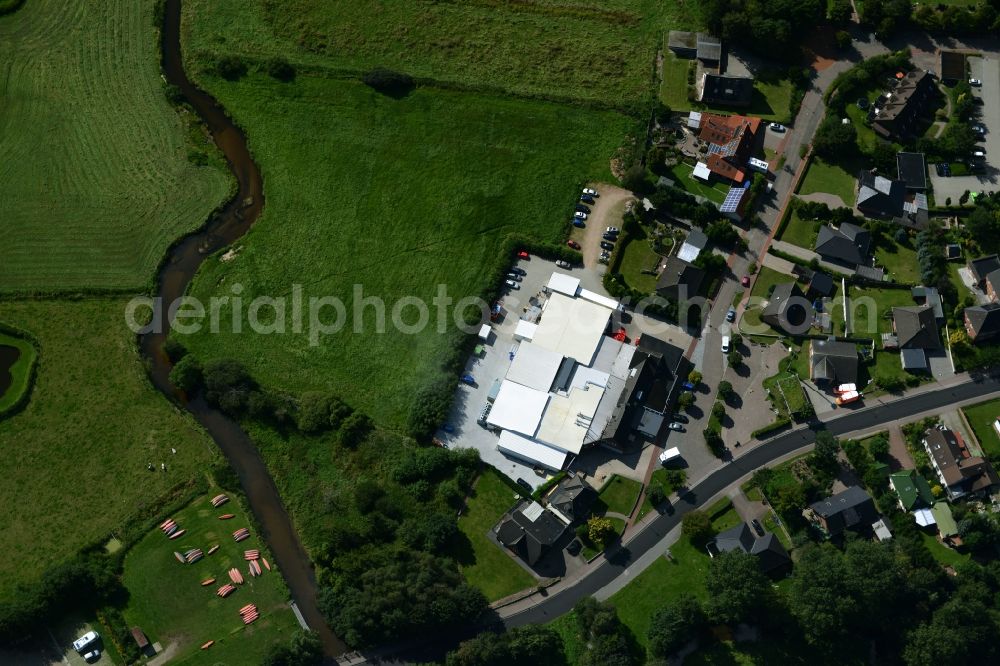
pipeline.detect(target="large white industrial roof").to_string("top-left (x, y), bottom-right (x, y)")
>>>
top-left (535, 385), bottom-right (605, 454)
top-left (547, 272), bottom-right (581, 297)
top-left (506, 342), bottom-right (564, 392)
top-left (486, 380), bottom-right (549, 436)
top-left (532, 292), bottom-right (613, 366)
top-left (497, 430), bottom-right (567, 471)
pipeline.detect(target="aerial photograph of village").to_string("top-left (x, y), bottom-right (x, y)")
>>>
top-left (2, 0), bottom-right (1000, 664)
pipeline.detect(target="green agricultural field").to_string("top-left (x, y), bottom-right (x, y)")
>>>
top-left (961, 398), bottom-right (1000, 460)
top-left (183, 0), bottom-right (698, 110)
top-left (0, 0), bottom-right (230, 292)
top-left (0, 330), bottom-right (37, 414)
top-left (454, 468), bottom-right (536, 601)
top-left (122, 493), bottom-right (299, 664)
top-left (0, 299), bottom-right (218, 598)
top-left (180, 74), bottom-right (634, 428)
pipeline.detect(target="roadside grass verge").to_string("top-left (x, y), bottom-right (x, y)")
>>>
top-left (181, 73), bottom-right (634, 429)
top-left (122, 493), bottom-right (298, 665)
top-left (0, 0), bottom-right (229, 292)
top-left (454, 467), bottom-right (536, 601)
top-left (0, 330), bottom-right (37, 413)
top-left (0, 299), bottom-right (217, 599)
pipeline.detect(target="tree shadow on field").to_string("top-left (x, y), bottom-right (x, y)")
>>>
top-left (362, 68), bottom-right (416, 99)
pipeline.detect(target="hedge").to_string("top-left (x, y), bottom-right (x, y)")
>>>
top-left (752, 418), bottom-right (791, 440)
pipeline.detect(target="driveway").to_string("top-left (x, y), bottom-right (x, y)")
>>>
top-left (572, 184), bottom-right (634, 269)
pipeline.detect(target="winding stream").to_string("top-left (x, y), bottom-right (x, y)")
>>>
top-left (140, 0), bottom-right (345, 656)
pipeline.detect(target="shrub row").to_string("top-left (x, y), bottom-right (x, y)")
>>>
top-left (0, 321), bottom-right (39, 421)
top-left (752, 418), bottom-right (791, 440)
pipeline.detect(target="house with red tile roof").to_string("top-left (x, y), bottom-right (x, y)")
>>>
top-left (692, 112), bottom-right (761, 186)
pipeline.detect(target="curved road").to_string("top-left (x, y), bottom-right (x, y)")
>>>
top-left (502, 372), bottom-right (1000, 627)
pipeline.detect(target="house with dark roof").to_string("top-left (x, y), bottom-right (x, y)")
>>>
top-left (656, 255), bottom-right (705, 301)
top-left (923, 427), bottom-right (1000, 500)
top-left (761, 282), bottom-right (809, 333)
top-left (940, 50), bottom-right (966, 84)
top-left (701, 74), bottom-right (754, 107)
top-left (495, 500), bottom-right (566, 566)
top-left (911, 286), bottom-right (944, 320)
top-left (985, 269), bottom-right (1000, 302)
top-left (810, 338), bottom-right (859, 386)
top-left (694, 112), bottom-right (761, 186)
top-left (546, 473), bottom-right (595, 525)
top-left (667, 31), bottom-right (721, 64)
top-left (857, 171), bottom-right (907, 218)
top-left (892, 305), bottom-right (941, 350)
top-left (872, 70), bottom-right (937, 139)
top-left (808, 271), bottom-right (834, 297)
top-left (897, 152), bottom-right (927, 190)
top-left (815, 222), bottom-right (870, 266)
top-left (708, 522), bottom-right (790, 574)
top-left (889, 469), bottom-right (934, 511)
top-left (809, 486), bottom-right (880, 536)
top-left (968, 255), bottom-right (1000, 287)
top-left (964, 303), bottom-right (1000, 344)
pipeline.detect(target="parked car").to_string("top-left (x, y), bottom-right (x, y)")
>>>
top-left (741, 275), bottom-right (751, 287)
top-left (574, 211), bottom-right (588, 220)
top-left (511, 267), bottom-right (526, 276)
top-left (973, 123), bottom-right (987, 135)
top-left (936, 162), bottom-right (952, 177)
top-left (516, 478), bottom-right (532, 492)
top-left (751, 519), bottom-right (765, 536)
top-left (460, 373), bottom-right (476, 386)
top-left (556, 259), bottom-right (571, 268)
top-left (659, 447), bottom-right (682, 464)
top-left (582, 187), bottom-right (598, 196)
top-left (505, 279), bottom-right (520, 289)
top-left (83, 650), bottom-right (101, 664)
top-left (605, 226), bottom-right (620, 235)
top-left (567, 239), bottom-right (581, 249)
top-left (973, 150), bottom-right (986, 158)
top-left (721, 335), bottom-right (730, 353)
top-left (506, 272), bottom-right (522, 281)
top-left (598, 253), bottom-right (610, 265)
top-left (73, 632), bottom-right (100, 653)
top-left (672, 413), bottom-right (688, 423)
top-left (575, 204), bottom-right (591, 214)
top-left (602, 232), bottom-right (617, 241)
top-left (681, 382), bottom-right (696, 392)
top-left (726, 307), bottom-right (736, 322)
top-left (567, 539), bottom-right (583, 555)
top-left (600, 241), bottom-right (615, 251)
top-left (580, 194), bottom-right (596, 205)
top-left (477, 403), bottom-right (492, 427)
top-left (573, 219), bottom-right (586, 228)
top-left (769, 122), bottom-right (786, 132)
top-left (517, 250), bottom-right (530, 259)
top-left (668, 422), bottom-right (684, 432)
top-left (970, 77), bottom-right (982, 86)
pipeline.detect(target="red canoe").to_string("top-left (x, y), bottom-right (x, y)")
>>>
top-left (201, 578), bottom-right (215, 586)
top-left (168, 529), bottom-right (186, 540)
top-left (219, 514), bottom-right (235, 520)
top-left (262, 558), bottom-right (271, 571)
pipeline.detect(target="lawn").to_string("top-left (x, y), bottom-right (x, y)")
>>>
top-left (122, 493), bottom-right (299, 664)
top-left (797, 157), bottom-right (862, 208)
top-left (0, 299), bottom-right (218, 599)
top-left (594, 474), bottom-right (644, 517)
top-left (874, 242), bottom-right (921, 285)
top-left (455, 468), bottom-right (536, 601)
top-left (667, 162), bottom-right (729, 204)
top-left (750, 266), bottom-right (795, 304)
top-left (961, 398), bottom-right (1000, 460)
top-left (179, 73), bottom-right (634, 429)
top-left (921, 532), bottom-right (970, 568)
top-left (848, 286), bottom-right (916, 340)
top-left (860, 348), bottom-right (909, 391)
top-left (637, 468), bottom-right (686, 519)
top-left (0, 0), bottom-right (230, 292)
top-left (183, 0), bottom-right (697, 110)
top-left (779, 209), bottom-right (820, 249)
top-left (0, 330), bottom-right (37, 414)
top-left (660, 52), bottom-right (692, 110)
top-left (618, 228), bottom-right (662, 295)
top-left (700, 75), bottom-right (795, 124)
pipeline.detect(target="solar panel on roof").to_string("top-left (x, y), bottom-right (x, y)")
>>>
top-left (720, 187), bottom-right (746, 213)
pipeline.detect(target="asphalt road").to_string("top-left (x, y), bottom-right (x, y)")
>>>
top-left (502, 372), bottom-right (1000, 627)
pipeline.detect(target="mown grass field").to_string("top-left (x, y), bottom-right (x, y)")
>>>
top-left (184, 0), bottom-right (700, 110)
top-left (0, 330), bottom-right (36, 413)
top-left (181, 74), bottom-right (634, 428)
top-left (454, 467), bottom-right (536, 601)
top-left (0, 0), bottom-right (230, 292)
top-left (0, 299), bottom-right (218, 597)
top-left (122, 492), bottom-right (298, 665)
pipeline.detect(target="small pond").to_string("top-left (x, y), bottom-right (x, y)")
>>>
top-left (0, 345), bottom-right (21, 399)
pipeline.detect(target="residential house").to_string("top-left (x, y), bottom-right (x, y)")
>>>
top-left (701, 74), bottom-right (754, 107)
top-left (808, 486), bottom-right (880, 537)
top-left (656, 255), bottom-right (705, 301)
top-left (808, 271), bottom-right (834, 297)
top-left (810, 338), bottom-right (859, 387)
top-left (911, 286), bottom-right (944, 320)
top-left (985, 269), bottom-right (1000, 302)
top-left (856, 171), bottom-right (906, 218)
top-left (968, 254), bottom-right (1000, 288)
top-left (964, 303), bottom-right (1000, 344)
top-left (923, 427), bottom-right (1000, 500)
top-left (667, 31), bottom-right (722, 65)
top-left (761, 282), bottom-right (809, 333)
top-left (871, 70), bottom-right (937, 139)
top-left (892, 305), bottom-right (941, 350)
top-left (889, 469), bottom-right (934, 511)
top-left (940, 50), bottom-right (966, 84)
top-left (815, 222), bottom-right (870, 266)
top-left (495, 500), bottom-right (566, 566)
top-left (693, 112), bottom-right (761, 186)
top-left (546, 473), bottom-right (595, 525)
top-left (708, 522), bottom-right (790, 574)
top-left (897, 152), bottom-right (928, 190)
top-left (676, 228), bottom-right (709, 263)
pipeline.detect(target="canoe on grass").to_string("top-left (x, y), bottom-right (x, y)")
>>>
top-left (208, 545), bottom-right (220, 555)
top-left (168, 529), bottom-right (186, 540)
top-left (174, 551), bottom-right (186, 563)
top-left (164, 524), bottom-right (178, 536)
top-left (201, 578), bottom-right (215, 586)
top-left (243, 614), bottom-right (258, 625)
top-left (239, 603), bottom-right (255, 613)
top-left (218, 514), bottom-right (235, 520)
top-left (160, 518), bottom-right (175, 529)
top-left (201, 641), bottom-right (214, 650)
top-left (262, 558), bottom-right (271, 571)
top-left (211, 494), bottom-right (229, 507)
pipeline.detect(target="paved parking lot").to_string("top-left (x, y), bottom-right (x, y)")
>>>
top-left (929, 56), bottom-right (1000, 202)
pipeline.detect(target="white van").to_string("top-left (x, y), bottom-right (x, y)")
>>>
top-left (659, 447), bottom-right (682, 464)
top-left (72, 631), bottom-right (99, 652)
top-left (721, 335), bottom-right (730, 353)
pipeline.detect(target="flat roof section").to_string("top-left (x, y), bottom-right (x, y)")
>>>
top-left (532, 292), bottom-right (613, 366)
top-left (578, 288), bottom-right (620, 312)
top-left (535, 385), bottom-right (605, 454)
top-left (486, 380), bottom-right (549, 437)
top-left (547, 272), bottom-right (581, 297)
top-left (506, 342), bottom-right (565, 392)
top-left (513, 319), bottom-right (537, 342)
top-left (497, 430), bottom-right (567, 471)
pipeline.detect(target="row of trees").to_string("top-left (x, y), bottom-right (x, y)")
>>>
top-left (699, 0), bottom-right (825, 60)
